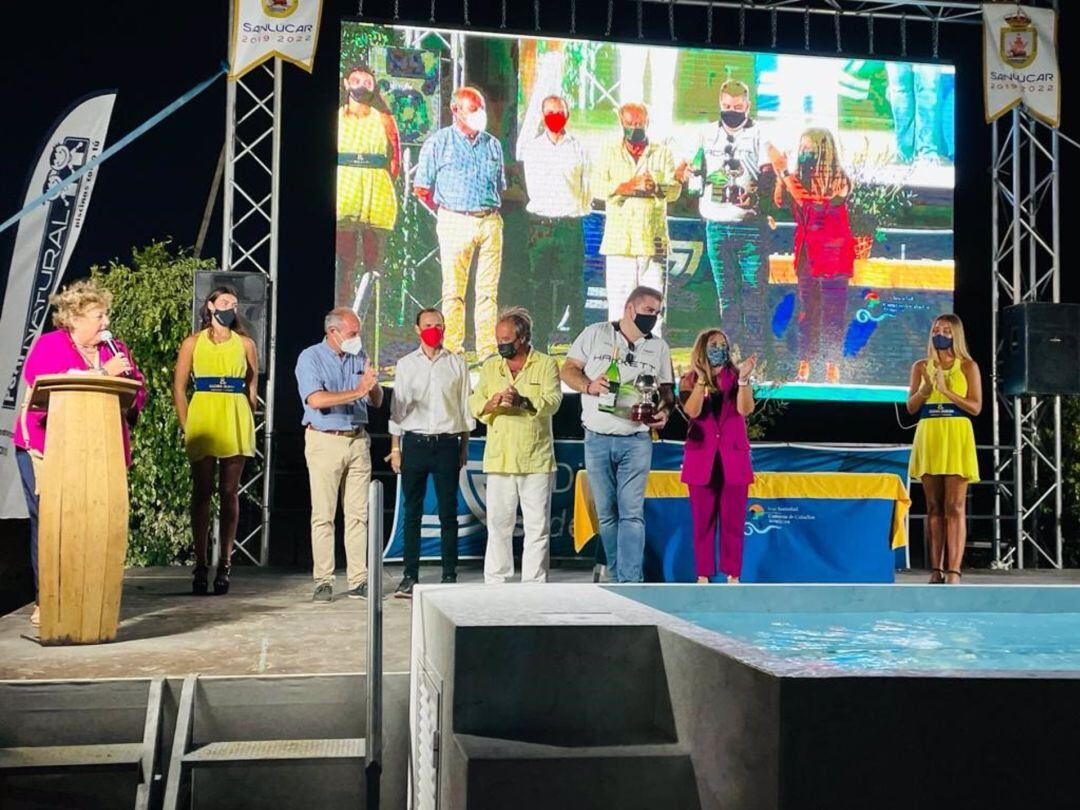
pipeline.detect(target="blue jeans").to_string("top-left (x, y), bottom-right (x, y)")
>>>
top-left (584, 430), bottom-right (653, 583)
top-left (886, 63), bottom-right (944, 163)
top-left (705, 221), bottom-right (765, 348)
top-left (15, 449), bottom-right (39, 593)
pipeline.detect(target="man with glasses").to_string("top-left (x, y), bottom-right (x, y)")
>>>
top-left (678, 80), bottom-right (775, 356)
top-left (560, 287), bottom-right (675, 583)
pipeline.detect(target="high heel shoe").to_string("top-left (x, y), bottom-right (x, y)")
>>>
top-left (192, 564), bottom-right (209, 595)
top-left (213, 564), bottom-right (231, 596)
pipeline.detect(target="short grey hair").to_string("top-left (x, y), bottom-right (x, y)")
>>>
top-left (497, 307), bottom-right (532, 345)
top-left (324, 306), bottom-right (357, 333)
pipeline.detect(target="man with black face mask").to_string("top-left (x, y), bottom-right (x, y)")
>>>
top-left (561, 287), bottom-right (675, 583)
top-left (677, 80), bottom-right (774, 358)
top-left (468, 308), bottom-right (562, 583)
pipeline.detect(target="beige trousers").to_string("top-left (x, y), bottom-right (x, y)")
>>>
top-left (304, 428), bottom-right (371, 587)
top-left (436, 208), bottom-right (503, 359)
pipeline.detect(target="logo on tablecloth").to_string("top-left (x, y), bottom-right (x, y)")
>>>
top-left (745, 503), bottom-right (780, 536)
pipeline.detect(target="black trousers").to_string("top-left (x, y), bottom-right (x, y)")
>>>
top-left (401, 433), bottom-right (460, 580)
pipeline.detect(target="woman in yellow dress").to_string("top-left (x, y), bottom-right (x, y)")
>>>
top-left (172, 286), bottom-right (257, 595)
top-left (336, 64), bottom-right (401, 313)
top-left (906, 314), bottom-right (982, 584)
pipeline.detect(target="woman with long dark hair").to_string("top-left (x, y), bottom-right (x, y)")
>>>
top-left (336, 63), bottom-right (401, 313)
top-left (172, 286), bottom-right (257, 595)
top-left (679, 328), bottom-right (756, 583)
top-left (906, 314), bottom-right (981, 584)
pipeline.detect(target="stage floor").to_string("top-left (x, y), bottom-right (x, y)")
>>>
top-left (2, 565), bottom-right (1079, 681)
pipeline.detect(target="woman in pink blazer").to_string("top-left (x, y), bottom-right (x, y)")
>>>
top-left (680, 329), bottom-right (756, 583)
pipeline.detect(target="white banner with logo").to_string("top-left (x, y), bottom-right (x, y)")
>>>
top-left (982, 4), bottom-right (1060, 127)
top-left (229, 0), bottom-right (323, 79)
top-left (0, 92), bottom-right (115, 518)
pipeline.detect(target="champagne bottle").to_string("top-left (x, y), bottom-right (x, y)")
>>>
top-left (686, 146), bottom-right (706, 198)
top-left (597, 346), bottom-right (620, 413)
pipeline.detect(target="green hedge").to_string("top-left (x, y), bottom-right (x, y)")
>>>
top-left (91, 242), bottom-right (217, 566)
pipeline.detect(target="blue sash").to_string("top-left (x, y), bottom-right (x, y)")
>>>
top-left (194, 376), bottom-right (246, 394)
top-left (919, 403), bottom-right (965, 419)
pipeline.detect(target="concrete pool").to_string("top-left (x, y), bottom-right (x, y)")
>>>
top-left (410, 583), bottom-right (1080, 809)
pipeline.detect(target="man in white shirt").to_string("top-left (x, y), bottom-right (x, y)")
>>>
top-left (520, 95), bottom-right (591, 345)
top-left (560, 286), bottom-right (675, 583)
top-left (678, 80), bottom-right (775, 356)
top-left (389, 308), bottom-right (475, 597)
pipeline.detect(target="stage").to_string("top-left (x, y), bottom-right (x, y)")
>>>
top-left (1, 564), bottom-right (1079, 681)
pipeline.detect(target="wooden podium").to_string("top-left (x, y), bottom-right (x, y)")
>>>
top-left (30, 373), bottom-right (142, 645)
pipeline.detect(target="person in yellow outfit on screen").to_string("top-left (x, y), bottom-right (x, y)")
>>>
top-left (336, 64), bottom-right (401, 316)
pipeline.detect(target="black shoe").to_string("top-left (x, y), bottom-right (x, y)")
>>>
top-left (394, 576), bottom-right (416, 599)
top-left (313, 583), bottom-right (333, 603)
top-left (213, 564), bottom-right (231, 596)
top-left (440, 573), bottom-right (457, 584)
top-left (345, 582), bottom-right (368, 600)
top-left (192, 565), bottom-right (209, 596)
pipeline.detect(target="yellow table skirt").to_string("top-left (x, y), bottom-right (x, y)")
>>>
top-left (572, 470), bottom-right (911, 553)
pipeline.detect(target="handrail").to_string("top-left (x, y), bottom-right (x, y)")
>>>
top-left (366, 479), bottom-right (384, 809)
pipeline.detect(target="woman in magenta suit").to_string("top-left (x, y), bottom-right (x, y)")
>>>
top-left (680, 328), bottom-right (756, 583)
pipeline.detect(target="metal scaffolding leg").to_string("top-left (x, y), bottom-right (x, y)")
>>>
top-left (991, 106), bottom-right (1064, 570)
top-left (222, 59), bottom-right (281, 567)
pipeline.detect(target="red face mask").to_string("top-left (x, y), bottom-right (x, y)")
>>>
top-left (543, 111), bottom-right (568, 133)
top-left (419, 326), bottom-right (444, 348)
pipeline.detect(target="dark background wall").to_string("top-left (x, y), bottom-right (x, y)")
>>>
top-left (0, 1), bottom-right (1075, 601)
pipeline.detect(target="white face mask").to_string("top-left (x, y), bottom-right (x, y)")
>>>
top-left (339, 335), bottom-right (363, 356)
top-left (463, 108), bottom-right (487, 133)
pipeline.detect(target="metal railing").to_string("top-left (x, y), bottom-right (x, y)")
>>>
top-left (366, 479), bottom-right (384, 809)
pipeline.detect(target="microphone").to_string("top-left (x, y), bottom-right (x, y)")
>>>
top-left (99, 330), bottom-right (131, 377)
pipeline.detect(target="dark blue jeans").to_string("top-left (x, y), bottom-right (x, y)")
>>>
top-left (15, 448), bottom-right (39, 593)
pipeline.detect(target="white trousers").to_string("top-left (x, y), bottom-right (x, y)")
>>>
top-left (605, 255), bottom-right (666, 335)
top-left (484, 472), bottom-right (554, 584)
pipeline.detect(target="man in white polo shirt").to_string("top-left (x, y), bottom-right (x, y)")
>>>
top-left (520, 94), bottom-right (591, 344)
top-left (560, 286), bottom-right (675, 583)
top-left (678, 79), bottom-right (774, 357)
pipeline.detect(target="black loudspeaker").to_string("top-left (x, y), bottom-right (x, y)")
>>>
top-left (192, 271), bottom-right (270, 370)
top-left (1001, 303), bottom-right (1080, 396)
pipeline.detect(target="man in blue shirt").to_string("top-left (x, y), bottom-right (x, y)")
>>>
top-left (295, 307), bottom-right (383, 602)
top-left (414, 86), bottom-right (507, 361)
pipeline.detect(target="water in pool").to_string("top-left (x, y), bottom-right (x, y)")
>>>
top-left (676, 611), bottom-right (1080, 672)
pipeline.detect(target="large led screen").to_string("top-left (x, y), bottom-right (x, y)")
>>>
top-left (337, 21), bottom-right (955, 402)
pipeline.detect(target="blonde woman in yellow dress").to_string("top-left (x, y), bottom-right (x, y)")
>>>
top-left (172, 286), bottom-right (257, 595)
top-left (336, 64), bottom-right (401, 313)
top-left (906, 314), bottom-right (982, 585)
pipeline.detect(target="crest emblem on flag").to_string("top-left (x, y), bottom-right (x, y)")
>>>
top-left (999, 8), bottom-right (1037, 70)
top-left (262, 0), bottom-right (298, 17)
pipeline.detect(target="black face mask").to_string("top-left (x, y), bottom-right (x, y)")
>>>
top-left (623, 126), bottom-right (648, 145)
top-left (213, 308), bottom-right (237, 328)
top-left (633, 312), bottom-right (658, 335)
top-left (349, 86), bottom-right (374, 105)
top-left (497, 341), bottom-right (517, 359)
top-left (720, 110), bottom-right (747, 129)
top-left (797, 151), bottom-right (817, 185)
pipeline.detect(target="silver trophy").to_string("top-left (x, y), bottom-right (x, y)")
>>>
top-left (629, 374), bottom-right (659, 423)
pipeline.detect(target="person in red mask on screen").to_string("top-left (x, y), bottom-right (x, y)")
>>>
top-left (519, 94), bottom-right (591, 346)
top-left (389, 308), bottom-right (475, 598)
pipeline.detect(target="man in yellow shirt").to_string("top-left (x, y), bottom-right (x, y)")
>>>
top-left (594, 102), bottom-right (681, 332)
top-left (468, 308), bottom-right (562, 583)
